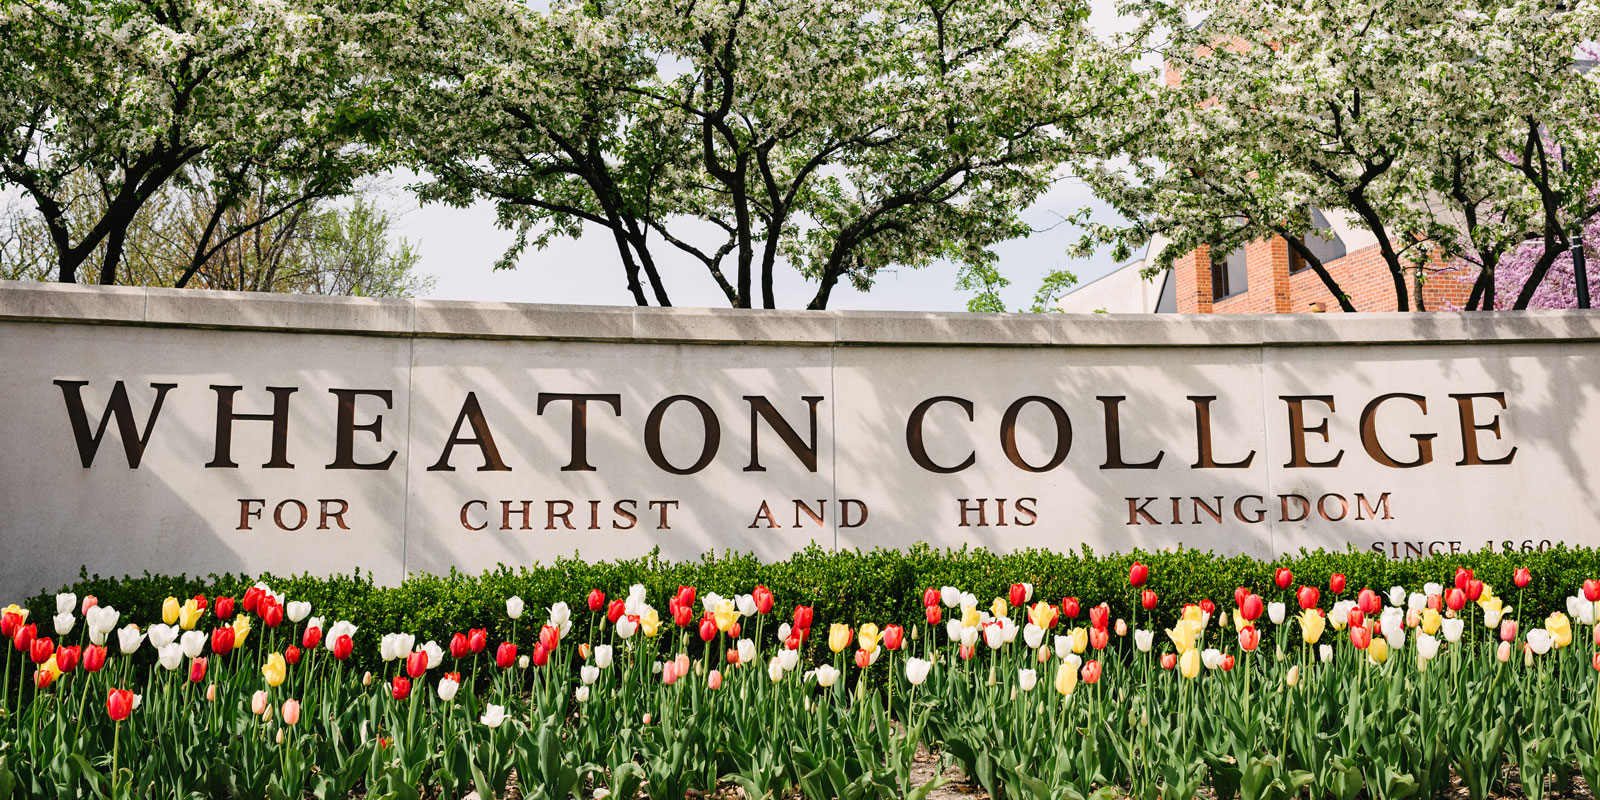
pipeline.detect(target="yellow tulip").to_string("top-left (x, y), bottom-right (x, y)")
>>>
top-left (828, 623), bottom-right (852, 654)
top-left (262, 653), bottom-right (286, 687)
top-left (1368, 638), bottom-right (1389, 664)
top-left (39, 654), bottom-right (62, 683)
top-left (991, 598), bottom-right (1009, 620)
top-left (1054, 663), bottom-right (1077, 695)
top-left (1420, 608), bottom-right (1441, 635)
top-left (1298, 609), bottom-right (1325, 644)
top-left (1180, 649), bottom-right (1200, 679)
top-left (1027, 602), bottom-right (1055, 629)
top-left (858, 623), bottom-right (880, 654)
top-left (178, 599), bottom-right (203, 631)
top-left (1, 604), bottom-right (28, 623)
top-left (1068, 627), bottom-right (1088, 654)
top-left (1167, 619), bottom-right (1200, 653)
top-left (640, 608), bottom-right (661, 638)
top-left (713, 600), bottom-right (738, 633)
top-left (1545, 613), bottom-right (1572, 648)
top-left (232, 615), bottom-right (252, 649)
top-left (1475, 585), bottom-right (1498, 609)
top-left (961, 606), bottom-right (981, 628)
top-left (162, 596), bottom-right (180, 626)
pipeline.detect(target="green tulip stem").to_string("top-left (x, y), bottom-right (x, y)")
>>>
top-left (110, 719), bottom-right (121, 800)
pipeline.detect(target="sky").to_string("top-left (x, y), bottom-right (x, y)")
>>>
top-left (401, 0), bottom-right (1141, 313)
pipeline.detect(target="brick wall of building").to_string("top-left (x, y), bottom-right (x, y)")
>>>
top-left (1173, 238), bottom-right (1478, 313)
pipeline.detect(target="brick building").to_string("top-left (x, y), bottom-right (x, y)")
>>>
top-left (1058, 209), bottom-right (1475, 314)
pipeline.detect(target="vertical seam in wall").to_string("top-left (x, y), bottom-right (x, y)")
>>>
top-left (829, 337), bottom-right (838, 553)
top-left (1256, 340), bottom-right (1277, 560)
top-left (399, 332), bottom-right (416, 584)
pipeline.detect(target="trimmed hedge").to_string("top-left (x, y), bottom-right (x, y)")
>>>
top-left (23, 542), bottom-right (1600, 674)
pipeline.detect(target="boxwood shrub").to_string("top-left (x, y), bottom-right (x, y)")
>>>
top-left (21, 542), bottom-right (1599, 675)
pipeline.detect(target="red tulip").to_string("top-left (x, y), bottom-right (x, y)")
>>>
top-left (606, 599), bottom-right (626, 624)
top-left (496, 642), bottom-right (517, 669)
top-left (1221, 655), bottom-right (1236, 671)
top-left (925, 606), bottom-right (942, 625)
top-left (450, 633), bottom-right (469, 659)
top-left (31, 669), bottom-right (54, 690)
top-left (192, 594), bottom-right (208, 613)
top-left (699, 617), bottom-right (718, 642)
top-left (587, 589), bottom-right (606, 612)
top-left (1297, 586), bottom-right (1320, 610)
top-left (30, 636), bottom-right (54, 665)
top-left (1089, 603), bottom-right (1110, 631)
top-left (854, 649), bottom-right (871, 668)
top-left (1238, 626), bottom-right (1260, 652)
top-left (82, 596), bottom-right (98, 615)
top-left (1129, 561), bottom-right (1150, 587)
top-left (107, 688), bottom-right (134, 721)
top-left (1427, 593), bottom-right (1443, 612)
top-left (1465, 579), bottom-right (1484, 602)
top-left (399, 649), bottom-right (422, 677)
top-left (1161, 653), bottom-right (1177, 670)
top-left (1513, 568), bottom-right (1531, 588)
top-left (210, 626), bottom-right (235, 656)
top-left (1329, 573), bottom-right (1346, 594)
top-left (1347, 608), bottom-right (1365, 631)
top-left (540, 624), bottom-right (560, 651)
top-left (1233, 586), bottom-right (1250, 608)
top-left (390, 677), bottom-right (411, 700)
top-left (753, 585), bottom-right (775, 614)
top-left (729, 621), bottom-right (742, 639)
top-left (883, 625), bottom-right (905, 651)
top-left (1239, 594), bottom-right (1264, 622)
top-left (1200, 598), bottom-right (1216, 616)
top-left (1081, 661), bottom-right (1102, 683)
top-left (0, 611), bottom-right (20, 639)
top-left (189, 656), bottom-right (207, 683)
top-left (672, 602), bottom-right (694, 627)
top-left (922, 587), bottom-right (941, 608)
top-left (56, 645), bottom-right (80, 673)
top-left (675, 586), bottom-right (696, 610)
top-left (1454, 567), bottom-right (1473, 592)
top-left (214, 596), bottom-right (236, 620)
top-left (1593, 652), bottom-right (1600, 673)
top-left (12, 623), bottom-right (35, 653)
top-left (1275, 568), bottom-right (1293, 590)
top-left (959, 644), bottom-right (974, 661)
top-left (262, 602), bottom-right (284, 629)
top-left (84, 644), bottom-right (107, 673)
top-left (792, 605), bottom-right (814, 630)
top-left (1061, 597), bottom-right (1080, 619)
top-left (1350, 625), bottom-right (1372, 649)
top-left (532, 643), bottom-right (550, 667)
top-left (1141, 590), bottom-right (1158, 610)
top-left (1358, 588), bottom-right (1381, 615)
top-left (1089, 628), bottom-right (1109, 650)
top-left (286, 645), bottom-right (301, 665)
top-left (242, 587), bottom-right (263, 614)
top-left (1445, 588), bottom-right (1467, 611)
top-left (1009, 583), bottom-right (1028, 608)
top-left (468, 628), bottom-right (488, 654)
top-left (302, 626), bottom-right (322, 650)
top-left (1583, 579), bottom-right (1600, 603)
top-left (785, 630), bottom-right (802, 650)
top-left (332, 634), bottom-right (354, 661)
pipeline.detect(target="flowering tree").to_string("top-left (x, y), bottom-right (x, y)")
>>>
top-left (1078, 0), bottom-right (1600, 311)
top-left (0, 0), bottom-right (387, 285)
top-left (402, 0), bottom-right (1139, 309)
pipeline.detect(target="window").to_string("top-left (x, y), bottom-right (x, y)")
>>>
top-left (1289, 209), bottom-right (1346, 273)
top-left (1211, 246), bottom-right (1248, 300)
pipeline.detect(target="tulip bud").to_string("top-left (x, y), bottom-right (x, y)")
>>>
top-left (1496, 641), bottom-right (1511, 662)
top-left (251, 689), bottom-right (269, 715)
top-left (1115, 619), bottom-right (1128, 637)
top-left (362, 671), bottom-right (373, 686)
top-left (1161, 652), bottom-right (1177, 670)
top-left (282, 699), bottom-right (301, 725)
top-left (1319, 644), bottom-right (1332, 663)
top-left (1285, 666), bottom-right (1299, 686)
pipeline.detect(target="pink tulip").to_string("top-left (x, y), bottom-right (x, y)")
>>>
top-left (1500, 619), bottom-right (1518, 642)
top-left (708, 669), bottom-right (723, 690)
top-left (282, 699), bottom-right (301, 725)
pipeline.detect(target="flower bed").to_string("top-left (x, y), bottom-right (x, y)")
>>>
top-left (0, 549), bottom-right (1598, 799)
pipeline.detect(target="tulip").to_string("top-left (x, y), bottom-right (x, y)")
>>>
top-left (277, 698), bottom-right (300, 725)
top-left (606, 599), bottom-right (627, 624)
top-left (1268, 603), bottom-right (1286, 624)
top-left (506, 596), bottom-right (524, 620)
top-left (1286, 666), bottom-right (1299, 686)
top-left (1368, 638), bottom-right (1390, 664)
top-left (406, 650), bottom-right (428, 678)
top-left (1010, 583), bottom-right (1029, 607)
top-left (923, 587), bottom-right (941, 608)
top-left (1202, 648), bottom-right (1224, 670)
top-left (1298, 610), bottom-right (1326, 644)
top-left (1135, 629), bottom-right (1155, 652)
top-left (114, 625), bottom-right (142, 655)
top-left (768, 657), bottom-right (785, 683)
top-left (29, 635), bottom-right (54, 665)
top-left (390, 677), bottom-right (412, 700)
top-left (593, 644), bottom-right (614, 669)
top-left (1061, 597), bottom-right (1080, 619)
top-left (1160, 652), bottom-right (1177, 670)
top-left (1297, 586), bottom-right (1320, 610)
top-left (1089, 628), bottom-right (1109, 650)
top-left (1583, 579), bottom-right (1600, 602)
top-left (1500, 619), bottom-right (1518, 642)
top-left (1442, 618), bottom-right (1464, 643)
top-left (1018, 668), bottom-right (1038, 692)
top-left (828, 623), bottom-right (852, 653)
top-left (1275, 568), bottom-right (1293, 590)
top-left (262, 653), bottom-right (286, 687)
top-left (1511, 568), bottom-right (1531, 588)
top-left (1496, 641), bottom-right (1512, 662)
top-left (481, 703), bottom-right (507, 727)
top-left (461, 627), bottom-right (485, 654)
top-left (1454, 568), bottom-right (1472, 592)
top-left (1464, 579), bottom-right (1484, 602)
top-left (1081, 661), bottom-right (1102, 683)
top-left (697, 616), bottom-right (718, 643)
top-left (332, 635), bottom-right (354, 661)
top-left (251, 689), bottom-right (270, 715)
top-left (1445, 589), bottom-right (1467, 611)
top-left (261, 602), bottom-right (284, 629)
top-left (1055, 663), bottom-right (1079, 695)
top-left (1129, 562), bottom-right (1149, 587)
top-left (188, 656), bottom-right (207, 683)
top-left (532, 643), bottom-right (550, 667)
top-left (493, 642), bottom-right (517, 669)
top-left (1179, 649), bottom-right (1200, 679)
top-left (155, 643), bottom-right (182, 671)
top-left (1416, 632), bottom-right (1440, 661)
top-left (1329, 573), bottom-right (1346, 594)
top-left (1134, 589), bottom-right (1157, 611)
top-left (853, 649), bottom-right (872, 669)
top-left (959, 644), bottom-right (975, 660)
top-left (107, 688), bottom-right (135, 721)
top-left (1593, 653), bottom-right (1600, 672)
top-left (752, 585), bottom-right (775, 614)
top-left (160, 597), bottom-right (180, 626)
top-left (778, 649), bottom-right (799, 671)
top-left (362, 672), bottom-right (373, 686)
top-left (1319, 644), bottom-right (1333, 663)
top-left (84, 644), bottom-right (107, 673)
top-left (1239, 594), bottom-right (1264, 622)
top-left (1089, 604), bottom-right (1110, 631)
top-left (660, 661), bottom-right (678, 685)
top-left (616, 616), bottom-right (638, 639)
top-left (883, 624), bottom-right (904, 651)
top-left (587, 589), bottom-right (606, 612)
top-left (518, 655), bottom-right (530, 668)
top-left (1544, 613), bottom-right (1572, 648)
top-left (1238, 626), bottom-right (1260, 652)
top-left (792, 605), bottom-right (813, 630)
top-left (1350, 625), bottom-right (1372, 649)
top-left (940, 587), bottom-right (961, 608)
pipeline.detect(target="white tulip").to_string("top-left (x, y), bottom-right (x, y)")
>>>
top-left (1387, 586), bottom-right (1406, 607)
top-left (87, 605), bottom-right (119, 635)
top-left (1330, 600), bottom-right (1355, 629)
top-left (701, 593), bottom-right (724, 614)
top-left (1018, 668), bottom-right (1038, 691)
top-left (1384, 625), bottom-right (1405, 650)
top-left (1408, 592), bottom-right (1427, 611)
top-left (736, 594), bottom-right (757, 617)
top-left (506, 596), bottom-right (524, 620)
top-left (778, 622), bottom-right (793, 641)
top-left (1442, 618), bottom-right (1464, 643)
top-left (117, 625), bottom-right (145, 654)
top-left (326, 621), bottom-right (358, 651)
top-left (961, 627), bottom-right (980, 648)
top-left (945, 619), bottom-right (963, 642)
top-left (1134, 629), bottom-right (1154, 652)
top-left (286, 601), bottom-right (311, 623)
top-left (1423, 583), bottom-right (1443, 598)
top-left (1416, 632), bottom-right (1440, 661)
top-left (960, 592), bottom-right (978, 609)
top-left (778, 649), bottom-right (799, 671)
top-left (437, 677), bottom-right (460, 702)
top-left (1319, 644), bottom-right (1333, 663)
top-left (518, 655), bottom-right (529, 669)
top-left (594, 644), bottom-right (614, 669)
top-left (148, 624), bottom-right (178, 650)
top-left (1567, 595), bottom-right (1583, 618)
top-left (1527, 628), bottom-right (1553, 655)
top-left (940, 586), bottom-right (960, 608)
top-left (616, 617), bottom-right (638, 639)
top-left (1268, 602), bottom-right (1286, 624)
top-left (736, 639), bottom-right (756, 665)
top-left (813, 664), bottom-right (840, 687)
top-left (999, 618), bottom-right (1019, 644)
top-left (1054, 635), bottom-right (1070, 655)
top-left (306, 616), bottom-right (325, 632)
top-left (1202, 648), bottom-right (1224, 670)
top-left (767, 657), bottom-right (784, 683)
top-left (575, 686), bottom-right (590, 702)
top-left (580, 665), bottom-right (600, 685)
top-left (1023, 623), bottom-right (1045, 649)
top-left (180, 630), bottom-right (206, 659)
top-left (56, 593), bottom-right (77, 616)
top-left (158, 643), bottom-right (183, 671)
top-left (53, 612), bottom-right (75, 636)
top-left (1483, 606), bottom-right (1503, 628)
top-left (423, 640), bottom-right (444, 669)
top-left (904, 657), bottom-right (932, 686)
top-left (480, 704), bottom-right (507, 728)
top-left (1065, 652), bottom-right (1084, 669)
top-left (548, 601), bottom-right (571, 628)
